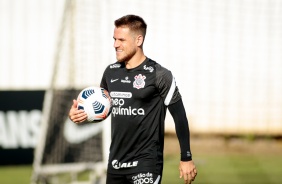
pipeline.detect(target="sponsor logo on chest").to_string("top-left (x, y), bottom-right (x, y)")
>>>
top-left (110, 97), bottom-right (145, 117)
top-left (121, 76), bottom-right (131, 83)
top-left (112, 74), bottom-right (147, 89)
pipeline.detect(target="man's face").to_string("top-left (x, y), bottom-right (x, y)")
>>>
top-left (113, 27), bottom-right (137, 62)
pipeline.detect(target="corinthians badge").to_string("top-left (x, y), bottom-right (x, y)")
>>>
top-left (133, 74), bottom-right (146, 89)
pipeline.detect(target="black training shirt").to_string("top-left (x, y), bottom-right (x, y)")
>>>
top-left (100, 57), bottom-right (190, 175)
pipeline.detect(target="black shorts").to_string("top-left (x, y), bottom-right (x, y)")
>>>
top-left (106, 172), bottom-right (162, 184)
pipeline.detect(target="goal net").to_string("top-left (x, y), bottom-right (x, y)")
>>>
top-left (31, 0), bottom-right (110, 183)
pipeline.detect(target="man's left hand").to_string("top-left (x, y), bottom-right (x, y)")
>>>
top-left (179, 160), bottom-right (197, 184)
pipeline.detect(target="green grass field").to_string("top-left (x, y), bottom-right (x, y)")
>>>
top-left (163, 154), bottom-right (282, 184)
top-left (1, 136), bottom-right (282, 184)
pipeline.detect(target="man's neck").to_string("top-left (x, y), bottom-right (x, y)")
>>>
top-left (125, 53), bottom-right (146, 69)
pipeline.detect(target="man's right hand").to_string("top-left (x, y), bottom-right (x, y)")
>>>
top-left (68, 99), bottom-right (88, 124)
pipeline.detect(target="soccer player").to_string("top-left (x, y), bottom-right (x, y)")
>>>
top-left (69, 14), bottom-right (197, 184)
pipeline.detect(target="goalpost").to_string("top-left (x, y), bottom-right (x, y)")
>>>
top-left (31, 0), bottom-right (111, 183)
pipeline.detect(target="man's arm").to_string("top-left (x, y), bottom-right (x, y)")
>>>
top-left (168, 99), bottom-right (197, 183)
top-left (168, 99), bottom-right (191, 160)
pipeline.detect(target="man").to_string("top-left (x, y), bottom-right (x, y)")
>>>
top-left (69, 14), bottom-right (197, 184)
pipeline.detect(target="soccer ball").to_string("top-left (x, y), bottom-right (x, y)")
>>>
top-left (77, 86), bottom-right (112, 122)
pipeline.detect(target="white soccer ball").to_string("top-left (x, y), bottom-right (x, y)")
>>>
top-left (77, 86), bottom-right (112, 123)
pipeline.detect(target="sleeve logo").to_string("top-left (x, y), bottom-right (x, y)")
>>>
top-left (110, 63), bottom-right (121, 69)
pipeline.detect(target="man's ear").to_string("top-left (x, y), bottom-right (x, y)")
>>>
top-left (136, 35), bottom-right (144, 46)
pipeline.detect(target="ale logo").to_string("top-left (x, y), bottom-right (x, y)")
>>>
top-left (112, 159), bottom-right (138, 169)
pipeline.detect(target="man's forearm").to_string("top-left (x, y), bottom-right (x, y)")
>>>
top-left (168, 99), bottom-right (192, 161)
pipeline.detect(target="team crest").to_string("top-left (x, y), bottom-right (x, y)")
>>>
top-left (133, 74), bottom-right (146, 89)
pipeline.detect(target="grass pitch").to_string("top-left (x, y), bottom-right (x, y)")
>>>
top-left (1, 135), bottom-right (282, 184)
top-left (163, 154), bottom-right (282, 184)
top-left (163, 135), bottom-right (282, 184)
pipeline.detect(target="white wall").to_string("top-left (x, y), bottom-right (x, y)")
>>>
top-left (0, 0), bottom-right (66, 89)
top-left (1, 0), bottom-right (282, 135)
